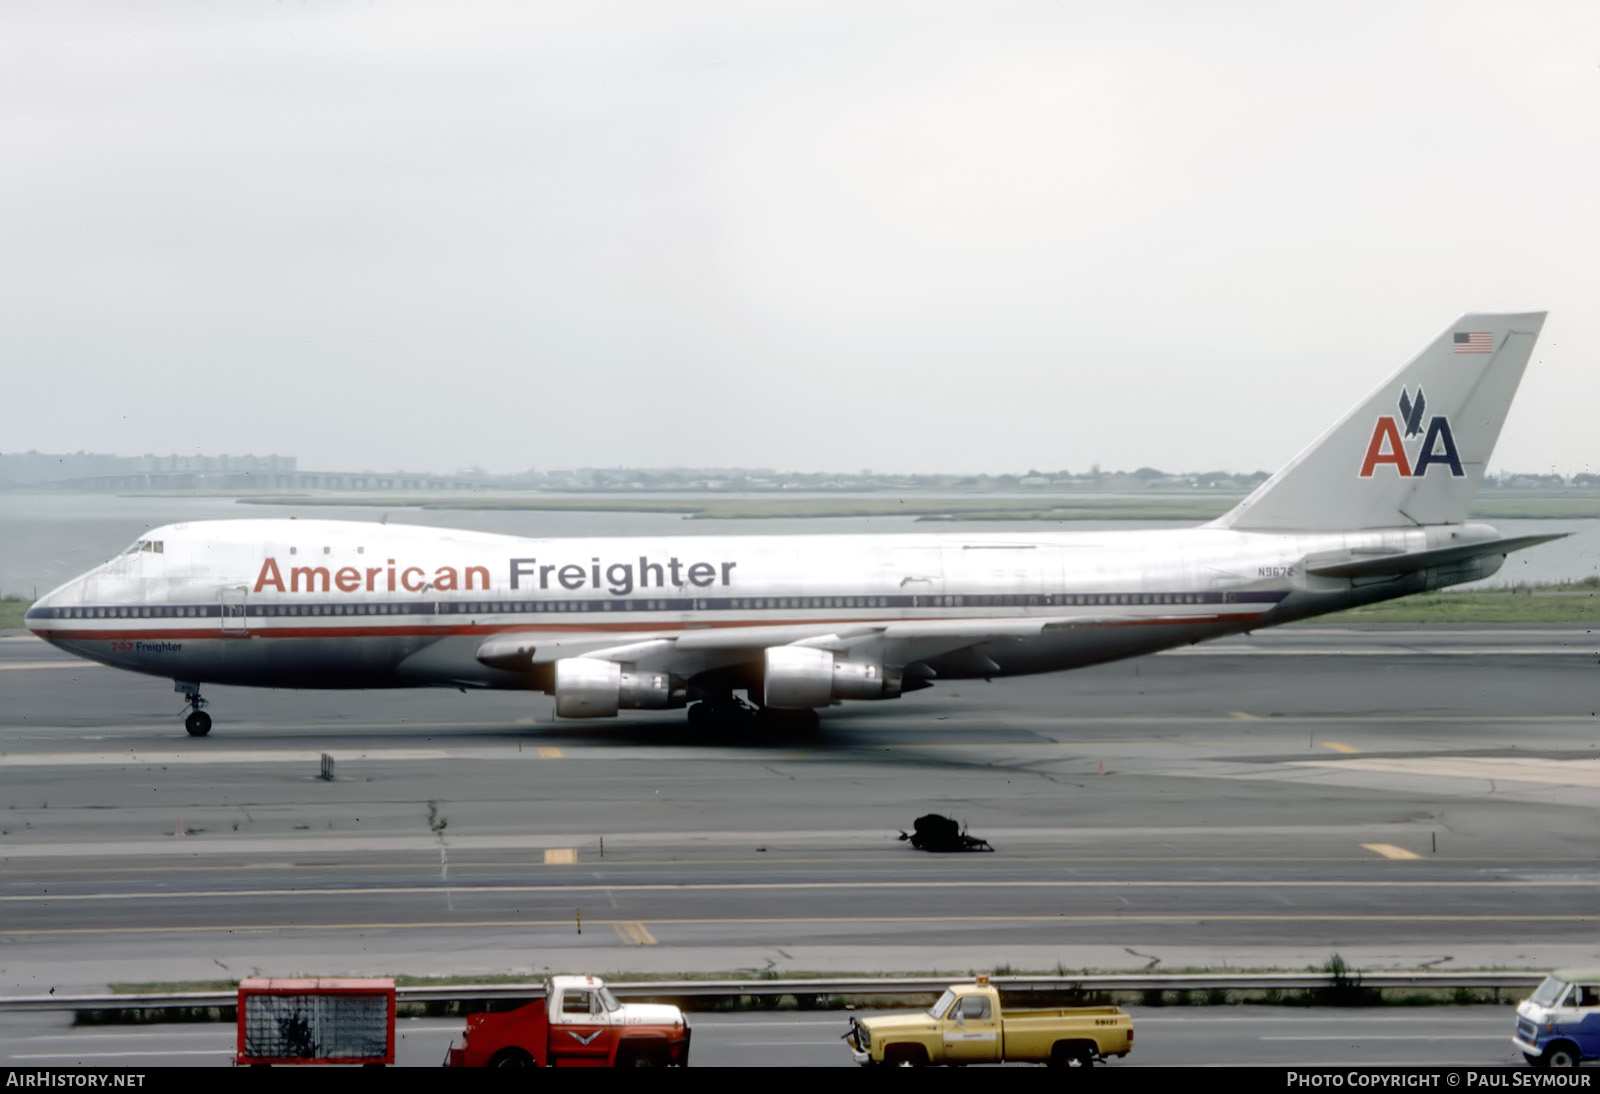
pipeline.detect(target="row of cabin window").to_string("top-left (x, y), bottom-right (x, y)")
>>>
top-left (943, 594), bottom-right (1213, 606)
top-left (60, 605), bottom-right (199, 618)
top-left (61, 592), bottom-right (1223, 621)
top-left (257, 598), bottom-right (904, 615)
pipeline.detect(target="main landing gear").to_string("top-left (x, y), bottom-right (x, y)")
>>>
top-left (685, 692), bottom-right (820, 734)
top-left (176, 682), bottom-right (212, 737)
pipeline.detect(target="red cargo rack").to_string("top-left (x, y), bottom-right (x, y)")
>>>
top-left (235, 978), bottom-right (396, 1066)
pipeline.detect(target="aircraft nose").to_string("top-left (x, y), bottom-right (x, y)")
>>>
top-left (23, 574), bottom-right (87, 641)
top-left (23, 595), bottom-right (54, 639)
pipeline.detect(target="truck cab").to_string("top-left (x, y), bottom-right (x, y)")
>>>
top-left (446, 975), bottom-right (690, 1067)
top-left (1513, 968), bottom-right (1600, 1068)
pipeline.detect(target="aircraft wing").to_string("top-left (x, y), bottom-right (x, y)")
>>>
top-left (475, 615), bottom-right (1141, 679)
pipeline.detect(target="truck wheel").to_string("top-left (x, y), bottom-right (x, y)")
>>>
top-left (885, 1045), bottom-right (927, 1067)
top-left (1049, 1042), bottom-right (1095, 1068)
top-left (1541, 1043), bottom-right (1579, 1068)
top-left (489, 1048), bottom-right (535, 1067)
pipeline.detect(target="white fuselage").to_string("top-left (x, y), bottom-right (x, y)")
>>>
top-left (25, 517), bottom-right (1503, 693)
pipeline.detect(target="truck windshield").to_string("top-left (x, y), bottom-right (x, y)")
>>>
top-left (1530, 976), bottom-right (1568, 1007)
top-left (927, 990), bottom-right (955, 1020)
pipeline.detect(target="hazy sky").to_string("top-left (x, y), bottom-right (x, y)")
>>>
top-left (3, 1), bottom-right (1597, 476)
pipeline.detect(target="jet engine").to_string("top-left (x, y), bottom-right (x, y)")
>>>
top-left (552, 658), bottom-right (686, 719)
top-left (762, 646), bottom-right (901, 710)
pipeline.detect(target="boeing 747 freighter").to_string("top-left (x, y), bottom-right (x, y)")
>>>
top-left (26, 313), bottom-right (1560, 735)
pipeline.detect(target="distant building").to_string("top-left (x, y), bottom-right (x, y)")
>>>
top-left (1, 451), bottom-right (297, 489)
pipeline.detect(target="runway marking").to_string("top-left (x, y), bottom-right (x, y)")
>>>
top-left (1321, 741), bottom-right (1360, 754)
top-left (3, 713), bottom-right (1597, 758)
top-left (910, 713), bottom-right (1600, 724)
top-left (1300, 756), bottom-right (1600, 788)
top-left (5, 730), bottom-right (1588, 769)
top-left (613, 921), bottom-right (657, 945)
top-left (11, 1050), bottom-right (226, 1059)
top-left (8, 853), bottom-right (1593, 876)
top-left (22, 1031), bottom-right (233, 1042)
top-left (0, 748), bottom-right (462, 767)
top-left (515, 717), bottom-right (536, 726)
top-left (1230, 712), bottom-right (1261, 720)
top-left (4, 879), bottom-right (1589, 902)
top-left (543, 848), bottom-right (577, 865)
top-left (4, 913), bottom-right (1593, 938)
top-left (1260, 1035), bottom-right (1493, 1041)
top-left (1, 824), bottom-right (1584, 858)
top-left (1361, 843), bottom-right (1422, 860)
top-left (0, 661), bottom-right (101, 671)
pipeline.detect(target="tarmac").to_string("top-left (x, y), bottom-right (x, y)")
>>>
top-left (2, 625), bottom-right (1596, 994)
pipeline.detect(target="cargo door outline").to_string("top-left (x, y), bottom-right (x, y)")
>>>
top-left (220, 586), bottom-right (249, 636)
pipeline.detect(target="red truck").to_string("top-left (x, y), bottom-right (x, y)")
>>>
top-left (445, 975), bottom-right (691, 1067)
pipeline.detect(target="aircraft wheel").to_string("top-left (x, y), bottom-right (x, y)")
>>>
top-left (184, 711), bottom-right (212, 737)
top-left (755, 706), bottom-right (819, 733)
top-left (687, 698), bottom-right (754, 733)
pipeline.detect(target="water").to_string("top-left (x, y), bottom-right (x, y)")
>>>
top-left (1, 492), bottom-right (1594, 600)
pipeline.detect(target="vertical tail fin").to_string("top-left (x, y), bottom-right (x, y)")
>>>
top-left (1212, 312), bottom-right (1546, 531)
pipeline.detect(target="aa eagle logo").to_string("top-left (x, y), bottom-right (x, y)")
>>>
top-left (1358, 386), bottom-right (1464, 478)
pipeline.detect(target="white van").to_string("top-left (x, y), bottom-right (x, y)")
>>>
top-left (1512, 968), bottom-right (1600, 1068)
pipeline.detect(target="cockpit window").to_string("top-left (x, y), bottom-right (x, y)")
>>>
top-left (123, 540), bottom-right (164, 555)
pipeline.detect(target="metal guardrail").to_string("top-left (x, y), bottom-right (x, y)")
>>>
top-left (0, 971), bottom-right (1543, 1013)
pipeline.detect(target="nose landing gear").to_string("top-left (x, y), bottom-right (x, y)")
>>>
top-left (176, 681), bottom-right (212, 737)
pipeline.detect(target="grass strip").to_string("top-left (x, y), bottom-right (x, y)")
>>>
top-left (2, 596), bottom-right (31, 630)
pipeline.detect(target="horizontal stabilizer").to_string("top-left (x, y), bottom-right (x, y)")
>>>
top-left (1304, 533), bottom-right (1566, 579)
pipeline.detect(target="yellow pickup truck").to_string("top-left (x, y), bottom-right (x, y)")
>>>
top-left (844, 977), bottom-right (1133, 1067)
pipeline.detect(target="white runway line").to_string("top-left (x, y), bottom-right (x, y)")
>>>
top-left (0, 747), bottom-right (460, 766)
top-left (1298, 755), bottom-right (1600, 788)
top-left (0, 822), bottom-right (1447, 858)
top-left (11, 1050), bottom-right (228, 1059)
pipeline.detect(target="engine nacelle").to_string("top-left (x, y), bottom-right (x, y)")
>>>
top-left (553, 658), bottom-right (685, 719)
top-left (762, 646), bottom-right (900, 710)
